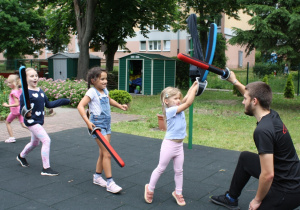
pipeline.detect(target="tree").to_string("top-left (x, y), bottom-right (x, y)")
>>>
top-left (0, 0), bottom-right (47, 68)
top-left (229, 0), bottom-right (300, 65)
top-left (181, 0), bottom-right (242, 55)
top-left (45, 0), bottom-right (181, 79)
top-left (44, 0), bottom-right (98, 79)
top-left (284, 74), bottom-right (295, 98)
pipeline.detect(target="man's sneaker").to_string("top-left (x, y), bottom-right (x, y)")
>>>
top-left (41, 168), bottom-right (59, 176)
top-left (106, 181), bottom-right (122, 193)
top-left (93, 174), bottom-right (107, 187)
top-left (210, 192), bottom-right (240, 210)
top-left (5, 137), bottom-right (16, 143)
top-left (172, 191), bottom-right (186, 206)
top-left (16, 154), bottom-right (29, 167)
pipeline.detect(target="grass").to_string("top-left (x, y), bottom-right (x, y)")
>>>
top-left (111, 74), bottom-right (300, 154)
top-left (1, 68), bottom-right (299, 154)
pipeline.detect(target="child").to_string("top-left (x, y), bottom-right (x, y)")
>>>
top-left (144, 81), bottom-right (198, 206)
top-left (17, 68), bottom-right (70, 176)
top-left (2, 74), bottom-right (27, 143)
top-left (77, 67), bottom-right (128, 194)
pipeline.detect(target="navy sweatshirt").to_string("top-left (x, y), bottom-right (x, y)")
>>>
top-left (20, 88), bottom-right (70, 126)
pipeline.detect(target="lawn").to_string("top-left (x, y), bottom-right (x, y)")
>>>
top-left (111, 71), bottom-right (300, 154)
top-left (1, 69), bottom-right (300, 154)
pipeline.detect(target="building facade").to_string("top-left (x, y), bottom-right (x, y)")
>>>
top-left (0, 11), bottom-right (255, 69)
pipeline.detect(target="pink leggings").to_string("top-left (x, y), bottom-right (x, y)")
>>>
top-left (148, 139), bottom-right (184, 193)
top-left (20, 124), bottom-right (51, 169)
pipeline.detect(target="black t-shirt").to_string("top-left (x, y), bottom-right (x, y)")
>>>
top-left (254, 109), bottom-right (300, 192)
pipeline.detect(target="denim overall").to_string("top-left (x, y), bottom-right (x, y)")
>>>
top-left (90, 88), bottom-right (111, 137)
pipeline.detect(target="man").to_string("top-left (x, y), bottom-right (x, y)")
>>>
top-left (210, 71), bottom-right (300, 210)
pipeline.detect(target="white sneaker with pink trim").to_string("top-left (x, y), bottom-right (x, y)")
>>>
top-left (5, 137), bottom-right (16, 143)
top-left (106, 181), bottom-right (122, 193)
top-left (93, 174), bottom-right (107, 187)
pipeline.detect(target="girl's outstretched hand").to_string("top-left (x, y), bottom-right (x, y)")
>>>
top-left (2, 102), bottom-right (9, 107)
top-left (120, 104), bottom-right (128, 111)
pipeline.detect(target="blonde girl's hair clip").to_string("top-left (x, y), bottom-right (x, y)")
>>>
top-left (165, 93), bottom-right (169, 98)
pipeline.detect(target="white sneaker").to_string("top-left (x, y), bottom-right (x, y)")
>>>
top-left (93, 174), bottom-right (107, 187)
top-left (106, 181), bottom-right (122, 193)
top-left (5, 137), bottom-right (16, 143)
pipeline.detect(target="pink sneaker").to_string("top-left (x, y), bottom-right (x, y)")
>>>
top-left (172, 191), bottom-right (186, 206)
top-left (106, 181), bottom-right (122, 193)
top-left (144, 184), bottom-right (154, 204)
top-left (5, 137), bottom-right (16, 143)
top-left (93, 174), bottom-right (107, 187)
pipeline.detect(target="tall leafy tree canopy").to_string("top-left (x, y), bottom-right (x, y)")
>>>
top-left (0, 0), bottom-right (47, 60)
top-left (181, 0), bottom-right (242, 55)
top-left (45, 0), bottom-right (181, 79)
top-left (229, 0), bottom-right (300, 65)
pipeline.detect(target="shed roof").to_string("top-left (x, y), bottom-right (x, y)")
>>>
top-left (119, 53), bottom-right (175, 60)
top-left (48, 52), bottom-right (101, 59)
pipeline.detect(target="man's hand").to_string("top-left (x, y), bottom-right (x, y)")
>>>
top-left (249, 198), bottom-right (261, 210)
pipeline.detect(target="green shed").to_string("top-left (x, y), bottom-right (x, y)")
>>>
top-left (118, 53), bottom-right (176, 95)
top-left (48, 53), bottom-right (101, 80)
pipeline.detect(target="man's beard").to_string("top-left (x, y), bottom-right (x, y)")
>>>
top-left (244, 103), bottom-right (254, 116)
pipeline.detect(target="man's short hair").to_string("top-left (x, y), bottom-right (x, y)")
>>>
top-left (245, 81), bottom-right (272, 110)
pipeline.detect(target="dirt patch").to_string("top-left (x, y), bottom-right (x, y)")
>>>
top-left (207, 100), bottom-right (239, 105)
top-left (194, 108), bottom-right (214, 115)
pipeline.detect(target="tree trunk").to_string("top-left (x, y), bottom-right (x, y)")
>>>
top-left (77, 44), bottom-right (90, 79)
top-left (105, 44), bottom-right (118, 72)
top-left (73, 0), bottom-right (97, 79)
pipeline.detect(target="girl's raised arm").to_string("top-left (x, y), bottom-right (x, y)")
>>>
top-left (177, 82), bottom-right (198, 113)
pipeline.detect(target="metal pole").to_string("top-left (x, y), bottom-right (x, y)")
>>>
top-left (247, 62), bottom-right (249, 84)
top-left (188, 38), bottom-right (194, 149)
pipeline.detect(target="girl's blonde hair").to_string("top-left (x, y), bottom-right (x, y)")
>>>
top-left (25, 67), bottom-right (36, 72)
top-left (160, 87), bottom-right (183, 126)
top-left (7, 74), bottom-right (21, 88)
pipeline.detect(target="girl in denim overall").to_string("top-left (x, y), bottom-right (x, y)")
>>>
top-left (77, 67), bottom-right (128, 194)
top-left (144, 82), bottom-right (198, 206)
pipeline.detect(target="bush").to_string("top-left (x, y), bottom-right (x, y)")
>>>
top-left (173, 57), bottom-right (190, 89)
top-left (109, 89), bottom-right (132, 104)
top-left (262, 75), bottom-right (269, 84)
top-left (233, 85), bottom-right (243, 97)
top-left (107, 71), bottom-right (118, 90)
top-left (38, 78), bottom-right (87, 108)
top-left (0, 76), bottom-right (10, 119)
top-left (253, 63), bottom-right (283, 78)
top-left (284, 74), bottom-right (295, 98)
top-left (255, 51), bottom-right (262, 63)
top-left (213, 34), bottom-right (228, 69)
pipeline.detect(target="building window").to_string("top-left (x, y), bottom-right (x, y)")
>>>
top-left (117, 45), bottom-right (126, 51)
top-left (187, 36), bottom-right (192, 53)
top-left (238, 51), bottom-right (243, 67)
top-left (140, 41), bottom-right (146, 51)
top-left (148, 40), bottom-right (161, 51)
top-left (163, 40), bottom-right (170, 51)
top-left (149, 25), bottom-right (158, 31)
top-left (76, 37), bottom-right (80, 52)
top-left (215, 16), bottom-right (222, 27)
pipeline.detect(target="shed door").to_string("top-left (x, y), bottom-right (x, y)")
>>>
top-left (53, 59), bottom-right (67, 80)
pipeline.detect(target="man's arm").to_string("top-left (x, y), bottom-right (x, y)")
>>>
top-left (226, 71), bottom-right (246, 96)
top-left (250, 153), bottom-right (274, 209)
